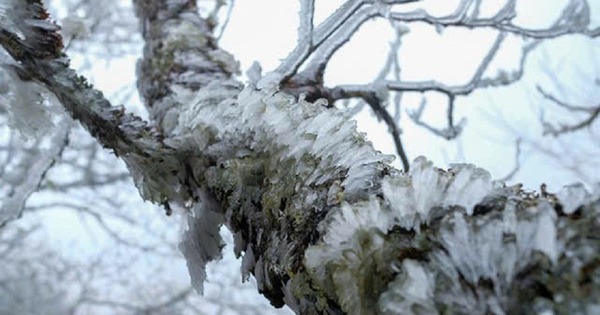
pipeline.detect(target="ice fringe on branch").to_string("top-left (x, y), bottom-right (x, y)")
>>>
top-left (305, 157), bottom-right (599, 314)
top-left (174, 82), bottom-right (598, 314)
top-left (175, 81), bottom-right (393, 298)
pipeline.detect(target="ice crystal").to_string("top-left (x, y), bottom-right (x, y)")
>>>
top-left (175, 83), bottom-right (391, 295)
top-left (383, 156), bottom-right (492, 230)
top-left (179, 188), bottom-right (225, 294)
top-left (556, 183), bottom-right (592, 214)
top-left (2, 71), bottom-right (56, 140)
top-left (378, 260), bottom-right (437, 315)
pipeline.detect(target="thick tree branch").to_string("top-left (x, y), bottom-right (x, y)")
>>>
top-left (132, 0), bottom-right (239, 130)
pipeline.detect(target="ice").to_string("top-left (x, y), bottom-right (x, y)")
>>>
top-left (529, 202), bottom-right (558, 264)
top-left (383, 157), bottom-right (492, 230)
top-left (3, 72), bottom-right (55, 140)
top-left (556, 183), bottom-right (591, 214)
top-left (378, 260), bottom-right (437, 315)
top-left (179, 188), bottom-right (225, 294)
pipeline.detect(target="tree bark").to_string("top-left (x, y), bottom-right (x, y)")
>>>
top-left (0, 1), bottom-right (598, 315)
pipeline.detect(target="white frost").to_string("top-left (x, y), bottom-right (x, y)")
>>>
top-left (179, 187), bottom-right (225, 294)
top-left (556, 183), bottom-right (593, 214)
top-left (383, 156), bottom-right (492, 230)
top-left (378, 260), bottom-right (437, 315)
top-left (2, 70), bottom-right (57, 140)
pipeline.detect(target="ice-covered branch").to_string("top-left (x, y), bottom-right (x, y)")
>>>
top-left (273, 0), bottom-right (314, 82)
top-left (267, 0), bottom-right (418, 87)
top-left (304, 157), bottom-right (600, 314)
top-left (280, 0), bottom-right (593, 144)
top-left (390, 0), bottom-right (599, 38)
top-left (406, 96), bottom-right (467, 140)
top-left (132, 0), bottom-right (240, 131)
top-left (498, 138), bottom-right (523, 182)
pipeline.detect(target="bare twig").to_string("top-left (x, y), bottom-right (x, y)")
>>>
top-left (538, 86), bottom-right (600, 136)
top-left (499, 138), bottom-right (523, 182)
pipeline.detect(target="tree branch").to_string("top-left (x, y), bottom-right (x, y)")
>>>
top-left (538, 85), bottom-right (600, 136)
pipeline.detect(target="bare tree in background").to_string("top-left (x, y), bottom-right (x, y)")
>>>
top-left (0, 1), bottom-right (599, 314)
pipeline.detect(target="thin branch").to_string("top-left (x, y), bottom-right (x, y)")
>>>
top-left (215, 0), bottom-right (236, 41)
top-left (406, 96), bottom-right (466, 140)
top-left (537, 85), bottom-right (600, 136)
top-left (273, 0), bottom-right (419, 84)
top-left (274, 0), bottom-right (315, 81)
top-left (498, 137), bottom-right (522, 182)
top-left (537, 85), bottom-right (598, 112)
top-left (329, 88), bottom-right (410, 172)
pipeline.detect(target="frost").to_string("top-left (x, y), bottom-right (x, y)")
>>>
top-left (245, 61), bottom-right (262, 86)
top-left (378, 260), bottom-right (437, 315)
top-left (179, 188), bottom-right (225, 294)
top-left (175, 85), bottom-right (391, 201)
top-left (240, 245), bottom-right (255, 282)
top-left (305, 198), bottom-right (390, 315)
top-left (531, 202), bottom-right (558, 263)
top-left (207, 49), bottom-right (240, 75)
top-left (0, 0), bottom-right (24, 36)
top-left (556, 183), bottom-right (593, 214)
top-left (443, 163), bottom-right (491, 212)
top-left (437, 201), bottom-right (558, 283)
top-left (427, 199), bottom-right (563, 313)
top-left (256, 72), bottom-right (284, 91)
top-left (383, 156), bottom-right (492, 230)
top-left (320, 198), bottom-right (389, 248)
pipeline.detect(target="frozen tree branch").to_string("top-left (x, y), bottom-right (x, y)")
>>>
top-left (132, 0), bottom-right (239, 130)
top-left (270, 0), bottom-right (418, 88)
top-left (214, 0), bottom-right (235, 41)
top-left (406, 96), bottom-right (467, 140)
top-left (389, 0), bottom-right (599, 38)
top-left (277, 0), bottom-right (594, 145)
